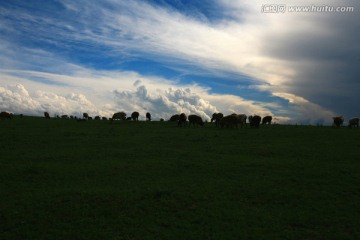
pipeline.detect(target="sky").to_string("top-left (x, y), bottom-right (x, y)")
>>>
top-left (0, 0), bottom-right (359, 124)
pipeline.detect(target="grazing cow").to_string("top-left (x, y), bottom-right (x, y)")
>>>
top-left (188, 115), bottom-right (204, 127)
top-left (262, 116), bottom-right (272, 125)
top-left (44, 112), bottom-right (50, 118)
top-left (160, 118), bottom-right (164, 122)
top-left (249, 115), bottom-right (261, 128)
top-left (146, 112), bottom-right (151, 121)
top-left (131, 111), bottom-right (139, 121)
top-left (178, 113), bottom-right (187, 126)
top-left (211, 113), bottom-right (223, 127)
top-left (83, 113), bottom-right (89, 119)
top-left (0, 111), bottom-right (13, 119)
top-left (169, 114), bottom-right (180, 122)
top-left (348, 117), bottom-right (359, 128)
top-left (94, 116), bottom-right (101, 120)
top-left (219, 115), bottom-right (238, 128)
top-left (126, 117), bottom-right (132, 121)
top-left (61, 115), bottom-right (68, 119)
top-left (333, 116), bottom-right (344, 127)
top-left (232, 113), bottom-right (247, 127)
top-left (102, 117), bottom-right (108, 121)
top-left (131, 112), bottom-right (139, 121)
top-left (112, 112), bottom-right (127, 121)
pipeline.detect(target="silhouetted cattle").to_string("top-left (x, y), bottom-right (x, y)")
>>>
top-left (220, 115), bottom-right (238, 128)
top-left (102, 117), bottom-right (108, 121)
top-left (169, 114), bottom-right (180, 122)
top-left (44, 112), bottom-right (50, 118)
top-left (178, 113), bottom-right (187, 126)
top-left (94, 116), bottom-right (100, 120)
top-left (112, 112), bottom-right (126, 120)
top-left (131, 111), bottom-right (139, 121)
top-left (348, 117), bottom-right (359, 128)
top-left (333, 116), bottom-right (344, 127)
top-left (146, 112), bottom-right (151, 121)
top-left (160, 118), bottom-right (164, 122)
top-left (211, 113), bottom-right (223, 127)
top-left (262, 116), bottom-right (272, 125)
top-left (83, 113), bottom-right (89, 119)
top-left (188, 114), bottom-right (204, 127)
top-left (0, 111), bottom-right (13, 119)
top-left (249, 115), bottom-right (261, 128)
top-left (126, 117), bottom-right (132, 121)
top-left (61, 115), bottom-right (68, 119)
top-left (232, 113), bottom-right (247, 127)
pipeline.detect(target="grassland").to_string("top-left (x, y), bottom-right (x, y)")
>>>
top-left (1, 116), bottom-right (360, 239)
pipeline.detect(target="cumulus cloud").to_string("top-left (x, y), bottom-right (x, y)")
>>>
top-left (0, 84), bottom-right (41, 115)
top-left (0, 69), bottom-right (290, 123)
top-left (113, 82), bottom-right (218, 121)
top-left (0, 83), bottom-right (107, 117)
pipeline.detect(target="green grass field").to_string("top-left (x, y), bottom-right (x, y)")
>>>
top-left (1, 116), bottom-right (360, 239)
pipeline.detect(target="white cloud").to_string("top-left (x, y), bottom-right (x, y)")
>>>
top-left (272, 92), bottom-right (309, 104)
top-left (0, 84), bottom-right (41, 114)
top-left (0, 83), bottom-right (107, 117)
top-left (0, 69), bottom-right (291, 122)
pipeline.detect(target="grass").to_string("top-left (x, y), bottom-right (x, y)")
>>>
top-left (1, 116), bottom-right (360, 239)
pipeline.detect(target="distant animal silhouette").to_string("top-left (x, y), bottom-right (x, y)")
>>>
top-left (249, 115), bottom-right (261, 128)
top-left (146, 112), bottom-right (151, 121)
top-left (0, 111), bottom-right (13, 119)
top-left (178, 113), bottom-right (187, 126)
top-left (112, 112), bottom-right (126, 121)
top-left (232, 113), bottom-right (247, 127)
top-left (44, 112), bottom-right (50, 118)
top-left (188, 114), bottom-right (204, 127)
top-left (131, 111), bottom-right (139, 121)
top-left (61, 115), bottom-right (68, 119)
top-left (262, 116), bottom-right (272, 125)
top-left (220, 115), bottom-right (238, 128)
top-left (83, 113), bottom-right (89, 119)
top-left (333, 116), bottom-right (344, 127)
top-left (348, 117), bottom-right (359, 128)
top-left (211, 113), bottom-right (223, 127)
top-left (94, 116), bottom-right (101, 120)
top-left (169, 114), bottom-right (180, 122)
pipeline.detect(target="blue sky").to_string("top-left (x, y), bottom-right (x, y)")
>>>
top-left (0, 0), bottom-right (359, 123)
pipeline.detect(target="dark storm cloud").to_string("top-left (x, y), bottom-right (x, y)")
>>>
top-left (261, 4), bottom-right (360, 119)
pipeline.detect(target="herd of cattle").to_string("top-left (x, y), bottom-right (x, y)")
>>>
top-left (108, 111), bottom-right (271, 128)
top-left (1, 110), bottom-right (359, 128)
